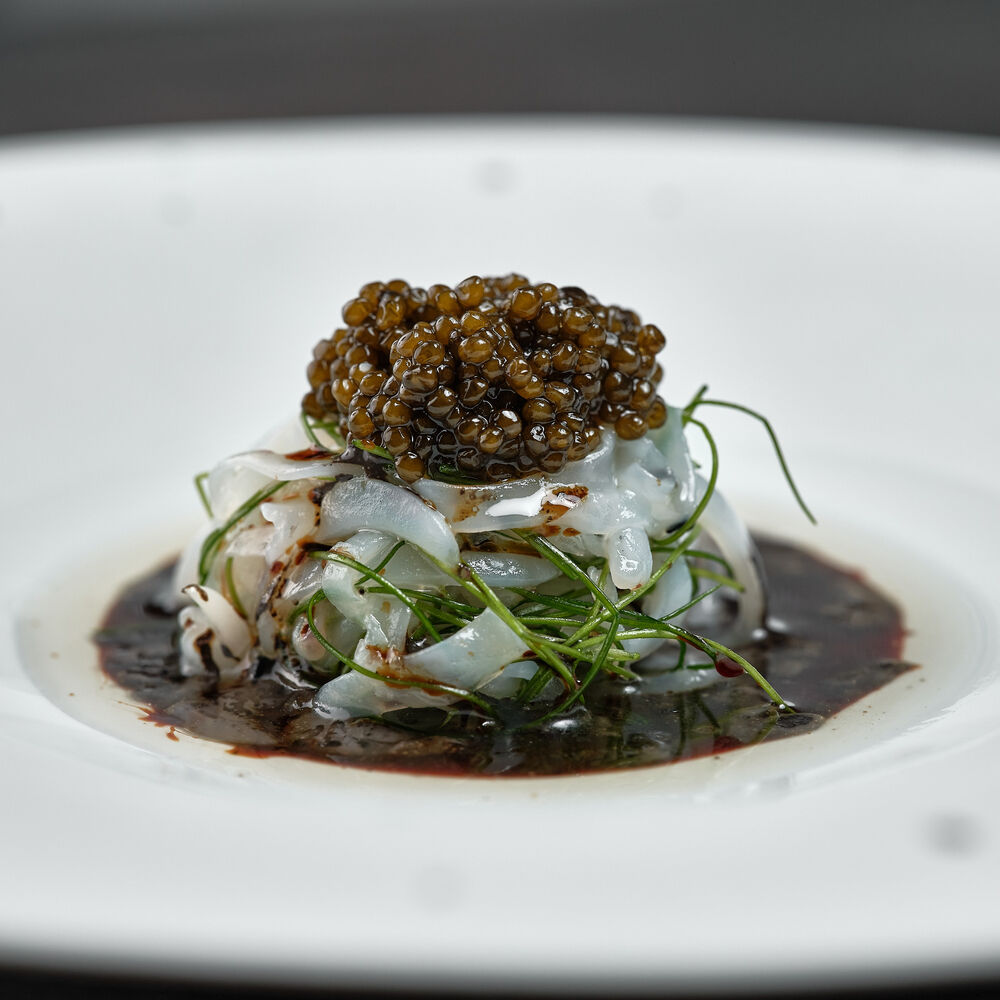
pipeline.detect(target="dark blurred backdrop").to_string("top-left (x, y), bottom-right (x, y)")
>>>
top-left (2, 0), bottom-right (999, 138)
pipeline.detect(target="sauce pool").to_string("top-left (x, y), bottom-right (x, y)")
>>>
top-left (95, 539), bottom-right (914, 777)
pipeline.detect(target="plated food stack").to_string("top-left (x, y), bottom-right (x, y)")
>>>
top-left (93, 272), bottom-right (920, 775)
top-left (162, 274), bottom-right (813, 748)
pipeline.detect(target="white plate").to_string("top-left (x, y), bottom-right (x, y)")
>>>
top-left (2, 119), bottom-right (999, 995)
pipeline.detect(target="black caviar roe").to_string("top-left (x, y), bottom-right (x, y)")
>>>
top-left (302, 275), bottom-right (668, 483)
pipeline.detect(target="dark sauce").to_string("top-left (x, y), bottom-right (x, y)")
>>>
top-left (95, 540), bottom-right (914, 777)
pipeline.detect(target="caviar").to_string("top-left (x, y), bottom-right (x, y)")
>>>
top-left (302, 275), bottom-right (668, 483)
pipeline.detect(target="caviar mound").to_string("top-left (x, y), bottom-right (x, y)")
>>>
top-left (302, 275), bottom-right (668, 483)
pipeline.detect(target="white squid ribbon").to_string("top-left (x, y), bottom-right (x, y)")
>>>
top-left (403, 608), bottom-right (526, 688)
top-left (320, 476), bottom-right (459, 568)
top-left (461, 552), bottom-right (562, 589)
top-left (208, 450), bottom-right (356, 521)
top-left (621, 557), bottom-right (693, 660)
top-left (321, 530), bottom-right (398, 624)
top-left (178, 584), bottom-right (252, 682)
top-left (313, 608), bottom-right (525, 719)
top-left (693, 475), bottom-right (767, 646)
top-left (606, 526), bottom-right (654, 590)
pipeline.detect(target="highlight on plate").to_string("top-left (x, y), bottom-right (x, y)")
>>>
top-left (97, 275), bottom-right (911, 774)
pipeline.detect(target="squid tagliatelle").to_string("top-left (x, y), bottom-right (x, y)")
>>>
top-left (172, 405), bottom-right (776, 723)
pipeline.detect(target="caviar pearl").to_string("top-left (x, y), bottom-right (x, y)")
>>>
top-left (302, 275), bottom-right (670, 483)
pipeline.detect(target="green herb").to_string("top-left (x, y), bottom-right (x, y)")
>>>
top-left (517, 533), bottom-right (621, 715)
top-left (308, 549), bottom-right (444, 643)
top-left (224, 556), bottom-right (247, 619)
top-left (300, 411), bottom-right (321, 448)
top-left (352, 439), bottom-right (394, 461)
top-left (301, 411), bottom-right (347, 450)
top-left (373, 539), bottom-right (405, 574)
top-left (194, 471), bottom-right (212, 517)
top-left (690, 567), bottom-right (743, 591)
top-left (434, 464), bottom-right (483, 485)
top-left (678, 547), bottom-right (736, 574)
top-left (660, 416), bottom-right (719, 548)
top-left (671, 641), bottom-right (688, 673)
top-left (198, 481), bottom-right (287, 584)
top-left (684, 386), bottom-right (816, 525)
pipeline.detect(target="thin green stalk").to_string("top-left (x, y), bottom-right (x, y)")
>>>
top-left (300, 410), bottom-right (346, 449)
top-left (395, 588), bottom-right (480, 619)
top-left (576, 628), bottom-right (662, 645)
top-left (514, 580), bottom-right (720, 632)
top-left (373, 539), bottom-right (405, 574)
top-left (671, 641), bottom-right (688, 673)
top-left (194, 472), bottom-right (212, 517)
top-left (362, 591), bottom-right (469, 632)
top-left (690, 567), bottom-right (744, 591)
top-left (434, 464), bottom-right (483, 485)
top-left (507, 587), bottom-right (591, 619)
top-left (668, 623), bottom-right (789, 709)
top-left (688, 397), bottom-right (816, 525)
top-left (681, 547), bottom-right (736, 575)
top-left (662, 582), bottom-right (723, 621)
top-left (682, 383), bottom-right (710, 419)
top-left (517, 664), bottom-right (558, 703)
top-left (519, 533), bottom-right (621, 712)
top-left (198, 481), bottom-right (286, 584)
top-left (300, 410), bottom-right (322, 448)
top-left (518, 615), bottom-right (585, 630)
top-left (309, 550), bottom-right (443, 642)
top-left (660, 416), bottom-right (719, 548)
top-left (353, 439), bottom-right (394, 461)
top-left (224, 557), bottom-right (247, 619)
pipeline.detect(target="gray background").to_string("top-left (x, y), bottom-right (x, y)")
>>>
top-left (2, 0), bottom-right (999, 138)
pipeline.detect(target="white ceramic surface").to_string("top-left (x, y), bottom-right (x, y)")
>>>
top-left (2, 119), bottom-right (999, 994)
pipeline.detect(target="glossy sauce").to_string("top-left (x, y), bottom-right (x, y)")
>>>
top-left (96, 540), bottom-right (913, 776)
